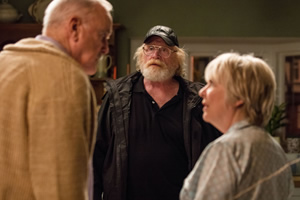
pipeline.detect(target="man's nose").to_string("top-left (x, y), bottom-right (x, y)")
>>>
top-left (152, 48), bottom-right (161, 58)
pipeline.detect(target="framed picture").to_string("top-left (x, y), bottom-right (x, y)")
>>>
top-left (190, 55), bottom-right (213, 83)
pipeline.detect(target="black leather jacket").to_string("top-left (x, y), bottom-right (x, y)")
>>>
top-left (93, 72), bottom-right (221, 200)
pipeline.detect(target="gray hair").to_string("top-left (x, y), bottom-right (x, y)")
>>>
top-left (42, 0), bottom-right (113, 33)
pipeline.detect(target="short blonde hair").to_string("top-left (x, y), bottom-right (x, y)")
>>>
top-left (204, 52), bottom-right (276, 127)
top-left (133, 44), bottom-right (187, 77)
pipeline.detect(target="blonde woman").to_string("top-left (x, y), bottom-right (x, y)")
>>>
top-left (180, 53), bottom-right (294, 200)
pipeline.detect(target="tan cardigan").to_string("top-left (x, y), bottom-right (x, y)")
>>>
top-left (0, 38), bottom-right (97, 200)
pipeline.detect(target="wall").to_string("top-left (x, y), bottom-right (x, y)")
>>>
top-left (8, 0), bottom-right (36, 23)
top-left (9, 0), bottom-right (300, 76)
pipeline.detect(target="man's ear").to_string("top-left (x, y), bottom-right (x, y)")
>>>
top-left (69, 17), bottom-right (82, 42)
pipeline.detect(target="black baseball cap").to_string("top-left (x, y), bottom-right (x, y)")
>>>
top-left (143, 25), bottom-right (179, 47)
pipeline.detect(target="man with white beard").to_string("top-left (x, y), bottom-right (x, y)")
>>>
top-left (93, 25), bottom-right (221, 200)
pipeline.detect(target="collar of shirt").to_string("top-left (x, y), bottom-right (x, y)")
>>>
top-left (226, 120), bottom-right (255, 135)
top-left (133, 75), bottom-right (183, 97)
top-left (35, 35), bottom-right (69, 55)
top-left (132, 75), bottom-right (145, 93)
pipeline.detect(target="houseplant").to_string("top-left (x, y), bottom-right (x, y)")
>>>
top-left (265, 102), bottom-right (287, 138)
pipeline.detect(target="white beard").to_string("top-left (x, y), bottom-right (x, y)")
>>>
top-left (140, 59), bottom-right (176, 82)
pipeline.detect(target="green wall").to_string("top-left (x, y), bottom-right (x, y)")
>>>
top-left (110, 0), bottom-right (300, 76)
top-left (8, 0), bottom-right (300, 76)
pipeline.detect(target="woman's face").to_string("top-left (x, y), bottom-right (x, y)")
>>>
top-left (199, 79), bottom-right (236, 133)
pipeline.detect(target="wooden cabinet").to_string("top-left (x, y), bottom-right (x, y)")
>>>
top-left (90, 77), bottom-right (107, 105)
top-left (285, 56), bottom-right (300, 138)
top-left (0, 23), bottom-right (42, 49)
top-left (91, 23), bottom-right (122, 105)
top-left (0, 23), bottom-right (122, 105)
top-left (295, 176), bottom-right (300, 187)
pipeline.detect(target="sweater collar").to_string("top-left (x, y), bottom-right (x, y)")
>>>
top-left (35, 35), bottom-right (69, 55)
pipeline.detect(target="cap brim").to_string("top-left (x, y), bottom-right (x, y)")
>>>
top-left (144, 34), bottom-right (176, 46)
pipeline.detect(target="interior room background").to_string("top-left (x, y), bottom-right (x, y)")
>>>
top-left (3, 0), bottom-right (300, 193)
top-left (4, 0), bottom-right (300, 138)
top-left (7, 0), bottom-right (300, 76)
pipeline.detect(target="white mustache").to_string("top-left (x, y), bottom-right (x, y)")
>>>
top-left (145, 59), bottom-right (166, 68)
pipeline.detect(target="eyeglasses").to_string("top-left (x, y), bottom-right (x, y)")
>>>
top-left (142, 44), bottom-right (177, 58)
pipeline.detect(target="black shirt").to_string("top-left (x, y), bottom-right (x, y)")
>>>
top-left (127, 76), bottom-right (188, 200)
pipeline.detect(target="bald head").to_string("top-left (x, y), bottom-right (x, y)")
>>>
top-left (41, 0), bottom-right (113, 75)
top-left (43, 0), bottom-right (112, 33)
